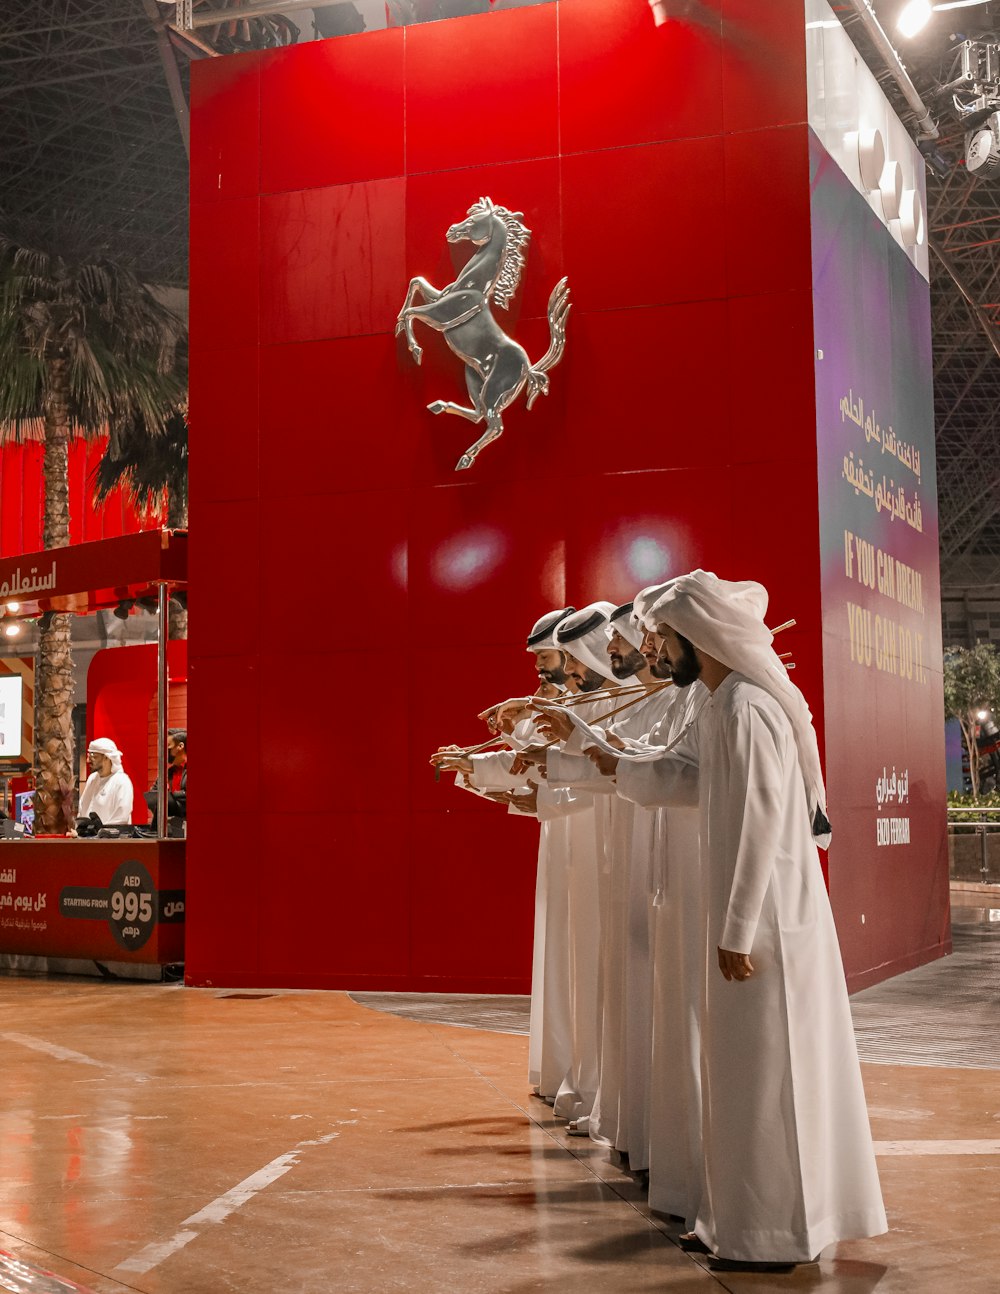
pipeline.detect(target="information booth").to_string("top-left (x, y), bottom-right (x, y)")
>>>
top-left (0, 530), bottom-right (186, 977)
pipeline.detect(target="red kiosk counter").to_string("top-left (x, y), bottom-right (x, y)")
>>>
top-left (0, 531), bottom-right (186, 977)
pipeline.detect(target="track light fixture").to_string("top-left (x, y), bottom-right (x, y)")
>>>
top-left (38, 611), bottom-right (55, 632)
top-left (113, 599), bottom-right (135, 621)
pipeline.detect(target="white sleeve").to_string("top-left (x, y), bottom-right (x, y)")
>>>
top-left (616, 756), bottom-right (699, 809)
top-left (78, 774), bottom-right (97, 818)
top-left (718, 704), bottom-right (786, 955)
top-left (615, 720), bottom-right (700, 809)
top-left (466, 751), bottom-right (524, 791)
top-left (109, 775), bottom-right (134, 823)
top-left (536, 781), bottom-right (594, 821)
top-left (547, 749), bottom-right (617, 793)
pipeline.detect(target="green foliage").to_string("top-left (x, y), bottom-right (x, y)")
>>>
top-left (947, 790), bottom-right (1000, 826)
top-left (943, 643), bottom-right (1000, 800)
top-left (93, 406), bottom-right (188, 515)
top-left (948, 790), bottom-right (1000, 807)
top-left (0, 223), bottom-right (185, 439)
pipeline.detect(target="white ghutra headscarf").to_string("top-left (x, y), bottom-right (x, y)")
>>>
top-left (638, 570), bottom-right (830, 846)
top-left (554, 602), bottom-right (618, 683)
top-left (88, 737), bottom-right (124, 775)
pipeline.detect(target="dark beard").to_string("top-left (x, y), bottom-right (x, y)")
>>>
top-left (610, 649), bottom-right (645, 680)
top-left (538, 664), bottom-right (568, 687)
top-left (649, 654), bottom-right (673, 680)
top-left (577, 668), bottom-right (607, 693)
top-left (669, 638), bottom-right (702, 688)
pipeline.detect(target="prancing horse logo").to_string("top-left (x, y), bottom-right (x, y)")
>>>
top-left (396, 197), bottom-right (570, 471)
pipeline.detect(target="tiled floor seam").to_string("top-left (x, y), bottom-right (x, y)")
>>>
top-left (0, 1230), bottom-right (147, 1294)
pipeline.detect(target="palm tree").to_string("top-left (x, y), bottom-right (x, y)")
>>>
top-left (93, 405), bottom-right (189, 637)
top-left (0, 224), bottom-right (184, 832)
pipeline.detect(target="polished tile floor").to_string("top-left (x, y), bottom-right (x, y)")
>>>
top-left (1, 900), bottom-right (998, 1294)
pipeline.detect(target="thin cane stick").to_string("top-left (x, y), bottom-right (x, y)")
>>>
top-left (769, 619), bottom-right (796, 636)
top-left (536, 681), bottom-right (673, 748)
top-left (557, 684), bottom-right (647, 708)
top-left (461, 735), bottom-right (508, 756)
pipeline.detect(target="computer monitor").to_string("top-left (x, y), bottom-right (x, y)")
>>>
top-left (14, 790), bottom-right (34, 836)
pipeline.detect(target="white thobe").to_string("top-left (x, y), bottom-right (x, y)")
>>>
top-left (548, 689), bottom-right (643, 1152)
top-left (616, 684), bottom-right (704, 1211)
top-left (618, 673), bottom-right (886, 1262)
top-left (611, 684), bottom-right (700, 1177)
top-left (464, 750), bottom-right (596, 1112)
top-left (78, 769), bottom-right (134, 824)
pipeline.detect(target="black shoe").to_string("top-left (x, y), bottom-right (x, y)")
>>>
top-left (707, 1258), bottom-right (797, 1273)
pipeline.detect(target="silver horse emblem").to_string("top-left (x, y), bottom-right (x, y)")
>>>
top-left (396, 197), bottom-right (570, 471)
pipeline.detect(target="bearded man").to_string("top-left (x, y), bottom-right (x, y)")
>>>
top-left (593, 570), bottom-right (886, 1268)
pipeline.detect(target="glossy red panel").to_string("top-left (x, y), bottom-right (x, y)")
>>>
top-left (257, 646), bottom-right (408, 815)
top-left (405, 5), bottom-right (558, 174)
top-left (722, 0), bottom-right (808, 134)
top-left (189, 197), bottom-right (260, 351)
top-left (562, 139), bottom-right (728, 311)
top-left (407, 480), bottom-right (565, 646)
top-left (189, 498), bottom-right (260, 658)
top-left (725, 289), bottom-right (816, 465)
top-left (724, 125), bottom-right (811, 297)
top-left (562, 468), bottom-right (731, 605)
top-left (189, 52), bottom-right (261, 202)
top-left (185, 7), bottom-right (918, 993)
top-left (260, 29), bottom-right (404, 193)
top-left (257, 811), bottom-right (410, 979)
top-left (185, 816), bottom-right (261, 980)
top-left (559, 0), bottom-right (723, 154)
top-left (406, 158), bottom-right (562, 323)
top-left (408, 643), bottom-right (540, 816)
top-left (187, 655), bottom-right (261, 813)
top-left (258, 492), bottom-right (408, 631)
top-left (188, 346), bottom-right (259, 503)
top-left (722, 459), bottom-right (823, 626)
top-left (563, 300), bottom-right (730, 473)
top-left (259, 178), bottom-right (405, 344)
top-left (259, 336), bottom-right (420, 495)
top-left (409, 810), bottom-right (534, 988)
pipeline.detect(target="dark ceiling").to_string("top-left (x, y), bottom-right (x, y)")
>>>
top-left (1, 1), bottom-right (999, 589)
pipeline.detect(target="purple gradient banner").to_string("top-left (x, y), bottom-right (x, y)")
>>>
top-left (810, 133), bottom-right (949, 987)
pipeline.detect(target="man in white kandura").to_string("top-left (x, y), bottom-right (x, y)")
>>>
top-left (545, 601), bottom-right (630, 1142)
top-left (78, 737), bottom-right (134, 825)
top-left (594, 570), bottom-right (886, 1268)
top-left (431, 609), bottom-right (601, 1121)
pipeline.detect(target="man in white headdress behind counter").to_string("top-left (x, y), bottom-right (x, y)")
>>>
top-left (76, 737), bottom-right (134, 827)
top-left (587, 569), bottom-right (886, 1268)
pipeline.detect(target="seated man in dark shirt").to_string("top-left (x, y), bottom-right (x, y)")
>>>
top-left (145, 728), bottom-right (188, 834)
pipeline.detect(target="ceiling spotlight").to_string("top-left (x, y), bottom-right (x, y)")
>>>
top-left (898, 0), bottom-right (933, 37)
top-left (978, 708), bottom-right (990, 721)
top-left (113, 599), bottom-right (135, 621)
top-left (4, 601), bottom-right (20, 613)
top-left (4, 623), bottom-right (20, 639)
top-left (899, 0), bottom-right (992, 39)
top-left (38, 610), bottom-right (55, 632)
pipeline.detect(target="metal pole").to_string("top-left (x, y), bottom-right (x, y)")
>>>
top-left (842, 0), bottom-right (939, 139)
top-left (143, 0), bottom-right (191, 158)
top-left (157, 584), bottom-right (169, 841)
top-left (980, 810), bottom-right (990, 885)
top-left (178, 0), bottom-right (347, 29)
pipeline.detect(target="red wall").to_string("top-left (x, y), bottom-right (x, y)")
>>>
top-left (0, 437), bottom-right (161, 556)
top-left (88, 641), bottom-right (188, 824)
top-left (186, 0), bottom-right (920, 990)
